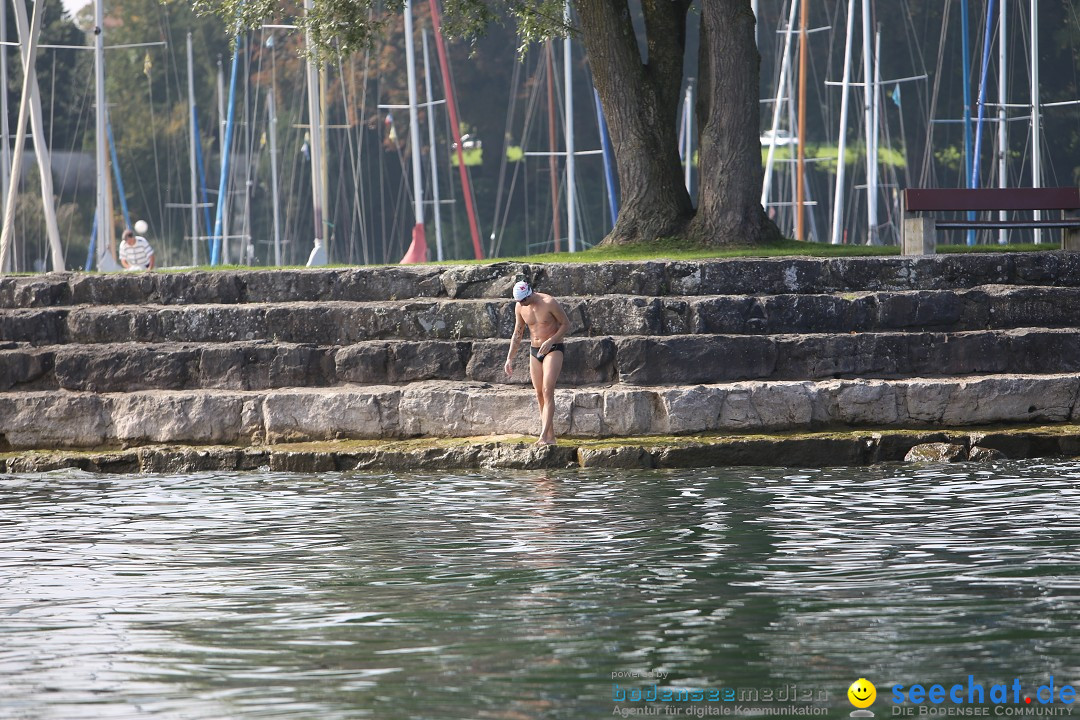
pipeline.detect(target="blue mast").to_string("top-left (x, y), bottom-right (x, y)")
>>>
top-left (592, 89), bottom-right (619, 230)
top-left (972, 0), bottom-right (998, 188)
top-left (210, 37), bottom-right (241, 265)
top-left (961, 0), bottom-right (975, 244)
top-left (85, 210), bottom-right (98, 270)
top-left (106, 116), bottom-right (132, 230)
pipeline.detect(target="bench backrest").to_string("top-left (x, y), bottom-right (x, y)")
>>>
top-left (904, 187), bottom-right (1080, 212)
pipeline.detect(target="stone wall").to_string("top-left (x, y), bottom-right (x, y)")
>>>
top-left (2, 254), bottom-right (1080, 453)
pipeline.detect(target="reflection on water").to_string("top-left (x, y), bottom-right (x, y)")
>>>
top-left (0, 462), bottom-right (1078, 719)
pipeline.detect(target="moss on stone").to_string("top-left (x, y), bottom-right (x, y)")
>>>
top-left (4, 423), bottom-right (1080, 475)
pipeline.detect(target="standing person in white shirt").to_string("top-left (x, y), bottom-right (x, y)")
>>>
top-left (119, 227), bottom-right (155, 270)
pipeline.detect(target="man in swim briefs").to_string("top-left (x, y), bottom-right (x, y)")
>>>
top-left (504, 280), bottom-right (571, 445)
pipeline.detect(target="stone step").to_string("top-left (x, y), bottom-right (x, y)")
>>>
top-left (4, 328), bottom-right (1080, 392)
top-left (1, 374), bottom-right (1077, 449)
top-left (3, 253), bottom-right (1080, 308)
top-left (5, 285), bottom-right (1080, 345)
top-left (5, 425), bottom-right (1080, 474)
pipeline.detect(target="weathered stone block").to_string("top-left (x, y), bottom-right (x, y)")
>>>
top-left (583, 296), bottom-right (665, 335)
top-left (54, 344), bottom-right (198, 392)
top-left (0, 275), bottom-right (71, 308)
top-left (567, 391), bottom-right (605, 435)
top-left (579, 446), bottom-right (656, 469)
top-left (831, 381), bottom-right (901, 425)
top-left (937, 376), bottom-right (1076, 425)
top-left (601, 388), bottom-right (663, 436)
top-left (440, 263), bottom-right (522, 299)
top-left (715, 382), bottom-right (814, 430)
top-left (270, 450), bottom-right (338, 473)
top-left (111, 391), bottom-right (248, 445)
top-left (0, 348), bottom-right (55, 390)
top-left (263, 387), bottom-right (400, 442)
top-left (478, 442), bottom-right (577, 469)
top-left (968, 446), bottom-right (1006, 462)
top-left (336, 343), bottom-right (392, 384)
top-left (0, 308), bottom-right (67, 345)
top-left (905, 442), bottom-right (968, 463)
top-left (0, 391), bottom-right (110, 447)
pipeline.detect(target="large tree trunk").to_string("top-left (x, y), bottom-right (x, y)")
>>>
top-left (576, 0), bottom-right (694, 246)
top-left (690, 1), bottom-right (781, 245)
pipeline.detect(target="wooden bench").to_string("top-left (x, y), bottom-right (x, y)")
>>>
top-left (901, 187), bottom-right (1080, 255)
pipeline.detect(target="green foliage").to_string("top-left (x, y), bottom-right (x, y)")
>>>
top-left (4, 0), bottom-right (89, 153)
top-left (878, 146), bottom-right (906, 169)
top-left (11, 166), bottom-right (80, 270)
top-left (935, 145), bottom-right (963, 172)
top-left (90, 0), bottom-right (230, 266)
top-left (450, 146), bottom-right (483, 166)
top-left (762, 142), bottom-right (907, 172)
top-left (192, 0), bottom-right (570, 61)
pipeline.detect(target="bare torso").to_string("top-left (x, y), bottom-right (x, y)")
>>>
top-left (518, 293), bottom-right (564, 347)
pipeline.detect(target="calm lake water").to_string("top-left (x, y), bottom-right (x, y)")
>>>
top-left (1, 462), bottom-right (1078, 719)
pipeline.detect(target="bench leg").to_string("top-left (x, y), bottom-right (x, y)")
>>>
top-left (1064, 212), bottom-right (1080, 251)
top-left (903, 215), bottom-right (936, 255)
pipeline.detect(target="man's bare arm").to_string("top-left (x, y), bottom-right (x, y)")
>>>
top-left (504, 307), bottom-right (526, 376)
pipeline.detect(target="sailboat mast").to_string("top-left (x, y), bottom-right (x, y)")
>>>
top-left (93, 0), bottom-right (113, 268)
top-left (752, 0), bottom-right (760, 47)
top-left (187, 33), bottom-right (199, 264)
top-left (997, 0), bottom-right (1008, 244)
top-left (861, 0), bottom-right (876, 245)
top-left (422, 30), bottom-right (444, 262)
top-left (0, 6), bottom-right (10, 242)
top-left (564, 1), bottom-right (576, 253)
top-left (593, 88), bottom-right (618, 227)
top-left (546, 42), bottom-right (560, 252)
top-left (267, 37), bottom-right (282, 265)
top-left (796, 0), bottom-right (808, 241)
top-left (1030, 0), bottom-right (1042, 243)
top-left (0, 0), bottom-right (53, 272)
top-left (267, 88), bottom-right (282, 266)
top-left (683, 82), bottom-right (692, 194)
top-left (211, 44), bottom-right (239, 265)
top-left (304, 0), bottom-right (327, 264)
top-left (961, 0), bottom-right (975, 244)
top-left (971, 0), bottom-right (997, 247)
top-left (830, 0), bottom-right (855, 245)
top-left (404, 0), bottom-right (424, 250)
top-left (319, 61), bottom-right (329, 255)
top-left (871, 25), bottom-right (881, 244)
top-left (762, 0), bottom-right (798, 210)
top-left (544, 42), bottom-right (561, 252)
top-left (427, 0), bottom-right (483, 259)
top-left (11, 0), bottom-right (62, 270)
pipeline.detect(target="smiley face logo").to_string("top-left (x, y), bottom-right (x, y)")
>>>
top-left (848, 678), bottom-right (877, 709)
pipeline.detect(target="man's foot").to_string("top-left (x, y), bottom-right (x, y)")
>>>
top-left (536, 437), bottom-right (556, 446)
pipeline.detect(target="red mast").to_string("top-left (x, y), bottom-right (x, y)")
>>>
top-left (427, 0), bottom-right (484, 260)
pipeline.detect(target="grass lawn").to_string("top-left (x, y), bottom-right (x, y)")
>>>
top-left (457, 238), bottom-right (1048, 265)
top-left (137, 239), bottom-right (1051, 273)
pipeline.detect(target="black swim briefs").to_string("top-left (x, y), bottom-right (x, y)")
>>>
top-left (530, 343), bottom-right (566, 361)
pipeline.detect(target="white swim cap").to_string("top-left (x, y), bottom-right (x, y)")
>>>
top-left (513, 280), bottom-right (533, 302)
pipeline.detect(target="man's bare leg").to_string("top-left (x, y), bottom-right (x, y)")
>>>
top-left (537, 350), bottom-right (563, 444)
top-left (529, 355), bottom-right (546, 443)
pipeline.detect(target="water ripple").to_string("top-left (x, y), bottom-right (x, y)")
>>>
top-left (0, 463), bottom-right (1077, 718)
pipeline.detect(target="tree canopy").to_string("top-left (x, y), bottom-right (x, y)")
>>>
top-left (194, 0), bottom-right (779, 248)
